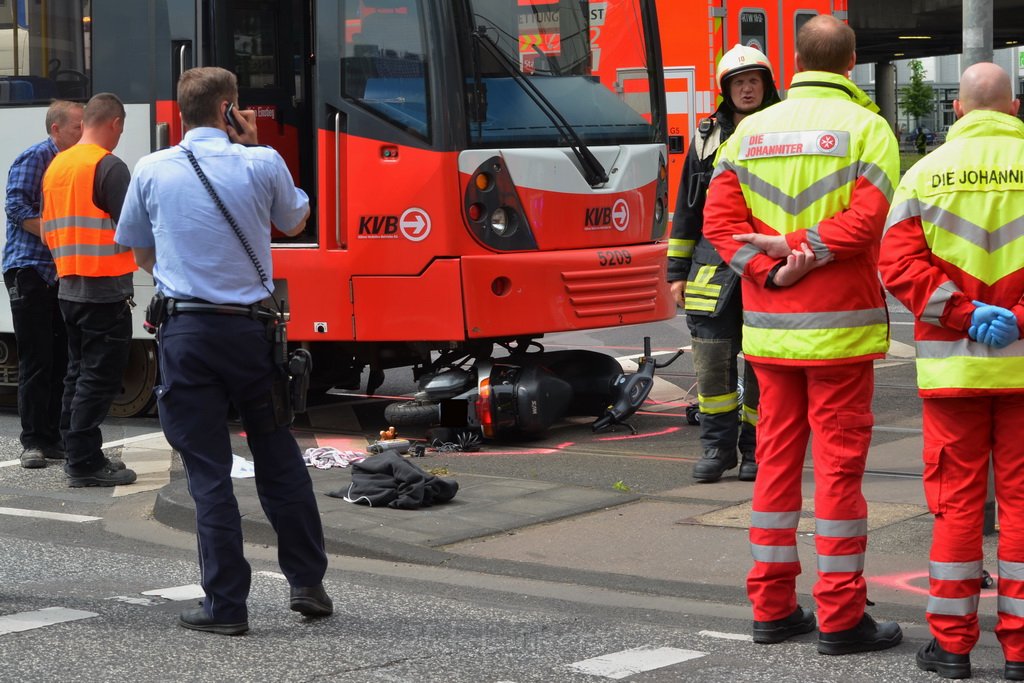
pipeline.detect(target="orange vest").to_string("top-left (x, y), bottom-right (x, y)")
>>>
top-left (40, 143), bottom-right (136, 278)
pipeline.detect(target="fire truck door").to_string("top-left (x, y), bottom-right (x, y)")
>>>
top-left (203, 0), bottom-right (317, 243)
top-left (662, 67), bottom-right (696, 216)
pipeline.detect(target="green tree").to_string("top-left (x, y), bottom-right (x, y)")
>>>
top-left (900, 59), bottom-right (934, 128)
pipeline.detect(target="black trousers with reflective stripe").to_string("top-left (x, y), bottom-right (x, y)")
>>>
top-left (686, 287), bottom-right (758, 453)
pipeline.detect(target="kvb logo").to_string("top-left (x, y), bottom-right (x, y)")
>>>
top-left (611, 199), bottom-right (629, 232)
top-left (399, 208), bottom-right (431, 242)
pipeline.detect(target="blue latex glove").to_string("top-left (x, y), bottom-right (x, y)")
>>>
top-left (983, 316), bottom-right (1020, 349)
top-left (970, 301), bottom-right (1018, 347)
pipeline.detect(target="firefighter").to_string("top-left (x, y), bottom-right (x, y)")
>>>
top-left (702, 16), bottom-right (903, 652)
top-left (880, 62), bottom-right (1024, 681)
top-left (669, 44), bottom-right (780, 484)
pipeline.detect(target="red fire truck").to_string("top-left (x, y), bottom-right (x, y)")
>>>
top-left (657, 0), bottom-right (850, 209)
top-left (0, 0), bottom-right (673, 416)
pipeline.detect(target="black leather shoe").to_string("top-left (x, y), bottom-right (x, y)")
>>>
top-left (1006, 660), bottom-right (1024, 681)
top-left (817, 613), bottom-right (902, 655)
top-left (752, 605), bottom-right (816, 644)
top-left (178, 607), bottom-right (248, 636)
top-left (916, 638), bottom-right (970, 679)
top-left (738, 450), bottom-right (757, 482)
top-left (290, 584), bottom-right (333, 617)
top-left (692, 447), bottom-right (738, 483)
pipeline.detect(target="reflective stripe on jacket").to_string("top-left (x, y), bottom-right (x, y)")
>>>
top-left (702, 71), bottom-right (899, 365)
top-left (41, 143), bottom-right (135, 278)
top-left (879, 109), bottom-right (1024, 396)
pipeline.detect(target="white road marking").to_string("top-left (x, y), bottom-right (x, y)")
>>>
top-left (0, 607), bottom-right (97, 635)
top-left (141, 585), bottom-right (205, 601)
top-left (0, 459), bottom-right (21, 468)
top-left (257, 571), bottom-right (286, 580)
top-left (698, 630), bottom-right (753, 642)
top-left (567, 646), bottom-right (705, 679)
top-left (107, 596), bottom-right (162, 606)
top-left (887, 339), bottom-right (916, 358)
top-left (0, 507), bottom-right (100, 523)
top-left (102, 431), bottom-right (168, 449)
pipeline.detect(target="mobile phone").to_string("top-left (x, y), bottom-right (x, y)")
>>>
top-left (224, 102), bottom-right (243, 134)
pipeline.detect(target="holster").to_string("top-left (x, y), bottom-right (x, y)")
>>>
top-left (144, 291), bottom-right (169, 333)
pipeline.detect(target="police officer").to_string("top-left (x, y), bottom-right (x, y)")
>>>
top-left (668, 44), bottom-right (779, 483)
top-left (115, 67), bottom-right (330, 635)
top-left (703, 16), bottom-right (902, 652)
top-left (880, 63), bottom-right (1024, 681)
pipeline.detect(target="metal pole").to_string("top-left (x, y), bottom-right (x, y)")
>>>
top-left (963, 0), bottom-right (994, 70)
top-left (964, 0), bottom-right (996, 535)
top-left (875, 61), bottom-right (898, 136)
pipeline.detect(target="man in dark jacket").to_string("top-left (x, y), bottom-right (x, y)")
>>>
top-left (667, 44), bottom-right (780, 483)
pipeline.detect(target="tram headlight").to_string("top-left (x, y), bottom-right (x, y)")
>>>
top-left (490, 207), bottom-right (510, 236)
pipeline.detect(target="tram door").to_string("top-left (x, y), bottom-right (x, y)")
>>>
top-left (203, 0), bottom-right (318, 243)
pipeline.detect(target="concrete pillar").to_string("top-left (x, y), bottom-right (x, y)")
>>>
top-left (963, 0), bottom-right (993, 70)
top-left (875, 61), bottom-right (897, 136)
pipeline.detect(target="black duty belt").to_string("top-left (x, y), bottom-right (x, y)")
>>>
top-left (167, 298), bottom-right (279, 321)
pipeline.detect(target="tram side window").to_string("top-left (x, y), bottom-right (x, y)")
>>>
top-left (234, 4), bottom-right (277, 89)
top-left (341, 0), bottom-right (430, 139)
top-left (0, 0), bottom-right (90, 103)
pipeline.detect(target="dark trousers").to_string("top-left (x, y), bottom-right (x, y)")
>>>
top-left (59, 299), bottom-right (132, 473)
top-left (156, 313), bottom-right (327, 623)
top-left (4, 268), bottom-right (67, 450)
top-left (686, 288), bottom-right (759, 453)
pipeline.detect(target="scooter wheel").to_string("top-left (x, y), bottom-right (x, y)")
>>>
top-left (685, 404), bottom-right (701, 425)
top-left (383, 400), bottom-right (441, 427)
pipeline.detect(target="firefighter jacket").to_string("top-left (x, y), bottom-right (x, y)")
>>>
top-left (668, 85), bottom-right (780, 317)
top-left (702, 71), bottom-right (899, 365)
top-left (879, 109), bottom-right (1024, 397)
top-left (40, 143), bottom-right (136, 278)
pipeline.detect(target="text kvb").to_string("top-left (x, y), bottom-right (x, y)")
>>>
top-left (584, 207), bottom-right (614, 226)
top-left (359, 215), bottom-right (399, 235)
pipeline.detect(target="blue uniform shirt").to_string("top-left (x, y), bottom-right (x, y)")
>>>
top-left (4, 137), bottom-right (59, 283)
top-left (115, 128), bottom-right (308, 304)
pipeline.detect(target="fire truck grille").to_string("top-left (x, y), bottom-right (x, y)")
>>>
top-left (562, 265), bottom-right (662, 318)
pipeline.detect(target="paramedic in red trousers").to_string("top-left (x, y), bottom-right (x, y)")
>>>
top-left (114, 67), bottom-right (330, 635)
top-left (880, 63), bottom-right (1024, 681)
top-left (668, 44), bottom-right (779, 484)
top-left (702, 15), bottom-right (902, 653)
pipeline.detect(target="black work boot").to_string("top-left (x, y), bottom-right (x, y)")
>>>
top-left (738, 449), bottom-right (757, 482)
top-left (692, 447), bottom-right (738, 483)
top-left (916, 638), bottom-right (971, 679)
top-left (1006, 660), bottom-right (1024, 681)
top-left (817, 613), bottom-right (902, 655)
top-left (752, 605), bottom-right (816, 644)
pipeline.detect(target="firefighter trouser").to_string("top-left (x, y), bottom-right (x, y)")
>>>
top-left (922, 396), bottom-right (1024, 659)
top-left (746, 361), bottom-right (873, 633)
top-left (686, 288), bottom-right (759, 454)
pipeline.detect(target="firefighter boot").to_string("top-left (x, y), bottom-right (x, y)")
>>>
top-left (692, 447), bottom-right (738, 483)
top-left (738, 448), bottom-right (757, 482)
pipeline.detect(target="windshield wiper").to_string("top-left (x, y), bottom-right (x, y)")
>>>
top-left (471, 26), bottom-right (608, 187)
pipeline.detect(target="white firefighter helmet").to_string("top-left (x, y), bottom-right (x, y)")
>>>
top-left (716, 44), bottom-right (774, 92)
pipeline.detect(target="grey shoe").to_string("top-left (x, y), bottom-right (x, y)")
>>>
top-left (20, 448), bottom-right (46, 469)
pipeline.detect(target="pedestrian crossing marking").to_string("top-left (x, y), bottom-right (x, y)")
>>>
top-left (0, 607), bottom-right (97, 635)
top-left (567, 646), bottom-right (705, 679)
top-left (698, 630), bottom-right (753, 642)
top-left (141, 585), bottom-right (205, 601)
top-left (0, 507), bottom-right (100, 523)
